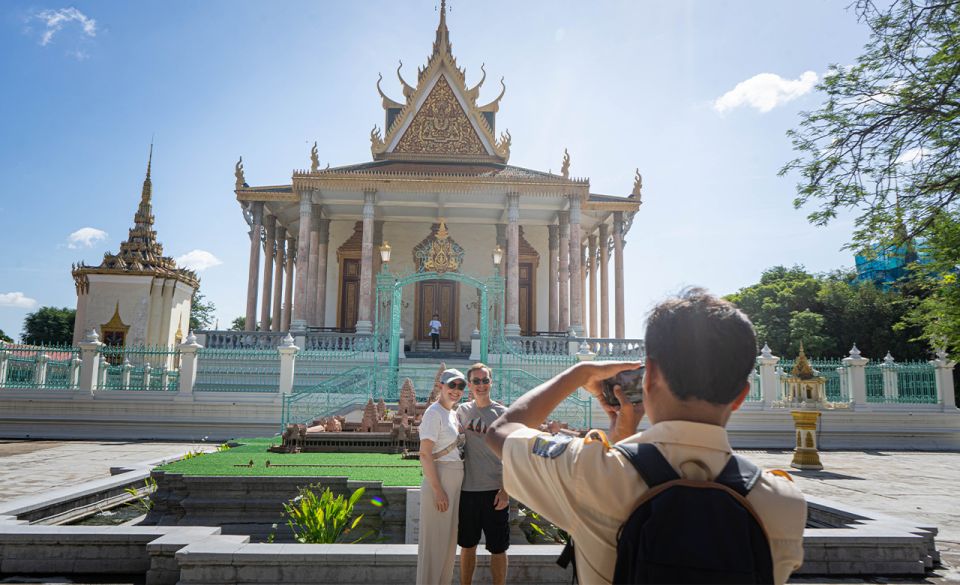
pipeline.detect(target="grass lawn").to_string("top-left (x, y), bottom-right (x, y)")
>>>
top-left (155, 437), bottom-right (422, 486)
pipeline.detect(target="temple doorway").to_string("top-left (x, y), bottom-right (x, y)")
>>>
top-left (415, 279), bottom-right (459, 346)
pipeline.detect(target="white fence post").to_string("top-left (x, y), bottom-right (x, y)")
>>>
top-left (0, 351), bottom-right (8, 386)
top-left (930, 348), bottom-right (957, 411)
top-left (757, 343), bottom-right (780, 408)
top-left (78, 330), bottom-right (104, 394)
top-left (178, 333), bottom-right (203, 396)
top-left (881, 352), bottom-right (899, 401)
top-left (69, 355), bottom-right (82, 389)
top-left (842, 344), bottom-right (870, 410)
top-left (34, 354), bottom-right (49, 388)
top-left (278, 333), bottom-right (299, 395)
top-left (120, 358), bottom-right (133, 389)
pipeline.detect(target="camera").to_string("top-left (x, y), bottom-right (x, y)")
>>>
top-left (601, 366), bottom-right (645, 407)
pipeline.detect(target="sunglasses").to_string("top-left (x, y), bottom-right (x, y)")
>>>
top-left (471, 378), bottom-right (491, 385)
top-left (447, 381), bottom-right (466, 390)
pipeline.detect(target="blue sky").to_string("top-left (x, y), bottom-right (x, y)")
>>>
top-left (0, 1), bottom-right (872, 342)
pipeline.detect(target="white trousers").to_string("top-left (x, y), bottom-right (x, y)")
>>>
top-left (416, 460), bottom-right (464, 585)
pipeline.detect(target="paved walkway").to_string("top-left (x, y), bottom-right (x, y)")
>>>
top-left (0, 441), bottom-right (957, 583)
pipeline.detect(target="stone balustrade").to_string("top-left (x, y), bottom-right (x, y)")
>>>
top-left (305, 331), bottom-right (369, 352)
top-left (198, 330), bottom-right (288, 350)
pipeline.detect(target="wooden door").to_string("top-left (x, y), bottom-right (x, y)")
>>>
top-left (519, 262), bottom-right (535, 335)
top-left (338, 258), bottom-right (360, 332)
top-left (416, 280), bottom-right (459, 342)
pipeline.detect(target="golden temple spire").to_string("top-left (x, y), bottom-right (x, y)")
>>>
top-left (791, 343), bottom-right (815, 380)
top-left (134, 142), bottom-right (154, 228)
top-left (432, 0), bottom-right (451, 57)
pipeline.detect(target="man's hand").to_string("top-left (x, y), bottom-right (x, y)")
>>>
top-left (493, 488), bottom-right (509, 511)
top-left (578, 360), bottom-right (644, 403)
top-left (605, 385), bottom-right (646, 444)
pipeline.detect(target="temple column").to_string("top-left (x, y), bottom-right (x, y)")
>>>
top-left (613, 211), bottom-right (625, 339)
top-left (314, 219), bottom-right (330, 327)
top-left (259, 215), bottom-right (276, 331)
top-left (568, 196), bottom-right (584, 336)
top-left (588, 234), bottom-right (598, 338)
top-left (355, 190), bottom-right (376, 334)
top-left (558, 212), bottom-right (570, 333)
top-left (599, 222), bottom-right (610, 338)
top-left (371, 220), bottom-right (384, 322)
top-left (283, 235), bottom-right (295, 331)
top-left (548, 224), bottom-right (559, 333)
top-left (244, 201), bottom-right (264, 331)
top-left (271, 226), bottom-right (286, 332)
top-left (291, 191), bottom-right (314, 330)
top-left (505, 193), bottom-right (521, 337)
top-left (581, 243), bottom-right (588, 330)
top-left (306, 205), bottom-right (321, 325)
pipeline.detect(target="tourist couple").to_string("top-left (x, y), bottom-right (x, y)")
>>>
top-left (416, 363), bottom-right (509, 585)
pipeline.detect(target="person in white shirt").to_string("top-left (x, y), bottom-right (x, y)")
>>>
top-left (429, 313), bottom-right (442, 350)
top-left (416, 368), bottom-right (466, 585)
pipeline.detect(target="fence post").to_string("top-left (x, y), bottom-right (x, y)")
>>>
top-left (469, 329), bottom-right (481, 362)
top-left (177, 333), bottom-right (202, 396)
top-left (842, 344), bottom-right (870, 410)
top-left (757, 343), bottom-right (780, 408)
top-left (567, 330), bottom-right (580, 356)
top-left (34, 353), bottom-right (49, 388)
top-left (278, 333), bottom-right (299, 395)
top-left (78, 330), bottom-right (103, 394)
top-left (97, 355), bottom-right (108, 389)
top-left (0, 351), bottom-right (8, 386)
top-left (143, 363), bottom-right (152, 390)
top-left (881, 352), bottom-right (899, 401)
top-left (69, 355), bottom-right (82, 389)
top-left (120, 358), bottom-right (133, 389)
top-left (930, 348), bottom-right (957, 411)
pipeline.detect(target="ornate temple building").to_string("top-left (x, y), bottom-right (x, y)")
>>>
top-left (71, 147), bottom-right (198, 347)
top-left (235, 2), bottom-right (640, 347)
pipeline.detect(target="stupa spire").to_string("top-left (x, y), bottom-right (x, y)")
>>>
top-left (432, 0), bottom-right (451, 57)
top-left (134, 142), bottom-right (155, 229)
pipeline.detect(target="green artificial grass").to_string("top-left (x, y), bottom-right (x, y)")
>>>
top-left (155, 437), bottom-right (423, 486)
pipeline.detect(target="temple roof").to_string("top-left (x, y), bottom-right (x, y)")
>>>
top-left (73, 146), bottom-right (199, 291)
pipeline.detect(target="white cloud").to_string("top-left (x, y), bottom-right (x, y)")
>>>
top-left (713, 71), bottom-right (818, 114)
top-left (896, 147), bottom-right (929, 165)
top-left (32, 7), bottom-right (97, 46)
top-left (67, 227), bottom-right (108, 249)
top-left (0, 292), bottom-right (38, 309)
top-left (176, 250), bottom-right (223, 272)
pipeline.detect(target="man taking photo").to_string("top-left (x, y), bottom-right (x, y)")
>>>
top-left (457, 362), bottom-right (510, 585)
top-left (486, 289), bottom-right (806, 585)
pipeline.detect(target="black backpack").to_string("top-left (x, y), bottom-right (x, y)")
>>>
top-left (607, 443), bottom-right (774, 584)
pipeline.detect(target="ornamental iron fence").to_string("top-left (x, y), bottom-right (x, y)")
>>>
top-left (98, 345), bottom-right (180, 391)
top-left (0, 343), bottom-right (80, 390)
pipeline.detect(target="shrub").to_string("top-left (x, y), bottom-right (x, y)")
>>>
top-left (283, 485), bottom-right (372, 544)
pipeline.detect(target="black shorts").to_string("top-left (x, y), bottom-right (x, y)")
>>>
top-left (457, 490), bottom-right (510, 553)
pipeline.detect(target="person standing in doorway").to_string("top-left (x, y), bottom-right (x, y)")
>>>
top-left (457, 362), bottom-right (509, 585)
top-left (429, 313), bottom-right (442, 350)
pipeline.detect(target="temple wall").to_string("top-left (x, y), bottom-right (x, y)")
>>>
top-left (322, 219), bottom-right (552, 339)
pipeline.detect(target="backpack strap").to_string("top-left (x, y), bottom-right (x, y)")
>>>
top-left (613, 443), bottom-right (680, 488)
top-left (713, 454), bottom-right (762, 496)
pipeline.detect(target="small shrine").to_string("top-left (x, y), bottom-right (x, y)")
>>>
top-left (782, 344), bottom-right (827, 405)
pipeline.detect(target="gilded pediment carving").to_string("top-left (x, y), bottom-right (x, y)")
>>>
top-left (394, 77), bottom-right (485, 157)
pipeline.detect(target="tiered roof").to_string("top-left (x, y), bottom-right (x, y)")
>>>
top-left (72, 146), bottom-right (199, 293)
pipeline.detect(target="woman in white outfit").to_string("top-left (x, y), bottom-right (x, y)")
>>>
top-left (416, 368), bottom-right (466, 585)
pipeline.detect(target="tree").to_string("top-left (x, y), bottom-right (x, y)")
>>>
top-left (189, 291), bottom-right (216, 332)
top-left (0, 329), bottom-right (13, 343)
top-left (781, 0), bottom-right (960, 353)
top-left (21, 307), bottom-right (76, 346)
top-left (229, 316), bottom-right (245, 331)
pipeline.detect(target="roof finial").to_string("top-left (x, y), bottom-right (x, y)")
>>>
top-left (310, 142), bottom-right (320, 173)
top-left (631, 168), bottom-right (642, 198)
top-left (561, 148), bottom-right (571, 179)
top-left (234, 156), bottom-right (246, 190)
top-left (146, 141), bottom-right (153, 181)
top-left (433, 0), bottom-right (451, 56)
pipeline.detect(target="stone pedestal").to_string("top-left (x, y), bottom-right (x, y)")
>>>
top-left (177, 334), bottom-right (203, 396)
top-left (790, 410), bottom-right (823, 470)
top-left (277, 334), bottom-right (299, 395)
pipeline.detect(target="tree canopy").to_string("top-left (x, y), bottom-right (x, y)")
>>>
top-left (0, 329), bottom-right (13, 343)
top-left (21, 307), bottom-right (76, 346)
top-left (781, 0), bottom-right (960, 354)
top-left (189, 291), bottom-right (216, 332)
top-left (725, 266), bottom-right (926, 360)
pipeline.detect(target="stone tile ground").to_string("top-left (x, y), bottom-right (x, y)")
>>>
top-left (0, 441), bottom-right (958, 583)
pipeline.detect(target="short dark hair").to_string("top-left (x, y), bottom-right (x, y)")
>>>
top-left (644, 288), bottom-right (756, 405)
top-left (467, 362), bottom-right (492, 380)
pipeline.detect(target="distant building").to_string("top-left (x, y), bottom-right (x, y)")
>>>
top-left (854, 241), bottom-right (928, 287)
top-left (70, 147), bottom-right (198, 346)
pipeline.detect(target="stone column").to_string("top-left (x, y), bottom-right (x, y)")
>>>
top-left (613, 211), bottom-right (625, 339)
top-left (505, 193), bottom-right (521, 337)
top-left (283, 235), bottom-right (295, 331)
top-left (306, 205), bottom-right (321, 325)
top-left (355, 189), bottom-right (376, 334)
top-left (271, 226), bottom-right (286, 332)
top-left (314, 218), bottom-right (330, 328)
top-left (548, 224), bottom-right (559, 333)
top-left (259, 216), bottom-right (276, 331)
top-left (292, 191), bottom-right (313, 330)
top-left (244, 201), bottom-right (264, 331)
top-left (568, 196), bottom-right (583, 336)
top-left (371, 220), bottom-right (385, 323)
top-left (558, 212), bottom-right (570, 333)
top-left (581, 243), bottom-right (588, 331)
top-left (930, 349), bottom-right (957, 410)
top-left (757, 343), bottom-right (781, 408)
top-left (588, 234), bottom-right (598, 338)
top-left (842, 345), bottom-right (870, 409)
top-left (78, 330), bottom-right (103, 394)
top-left (599, 223), bottom-right (610, 338)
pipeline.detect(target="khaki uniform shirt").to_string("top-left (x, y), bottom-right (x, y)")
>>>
top-left (503, 420), bottom-right (806, 585)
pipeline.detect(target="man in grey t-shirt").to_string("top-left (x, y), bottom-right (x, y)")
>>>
top-left (456, 362), bottom-right (509, 585)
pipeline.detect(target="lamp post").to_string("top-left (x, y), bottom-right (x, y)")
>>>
top-left (492, 244), bottom-right (503, 272)
top-left (379, 241), bottom-right (392, 272)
